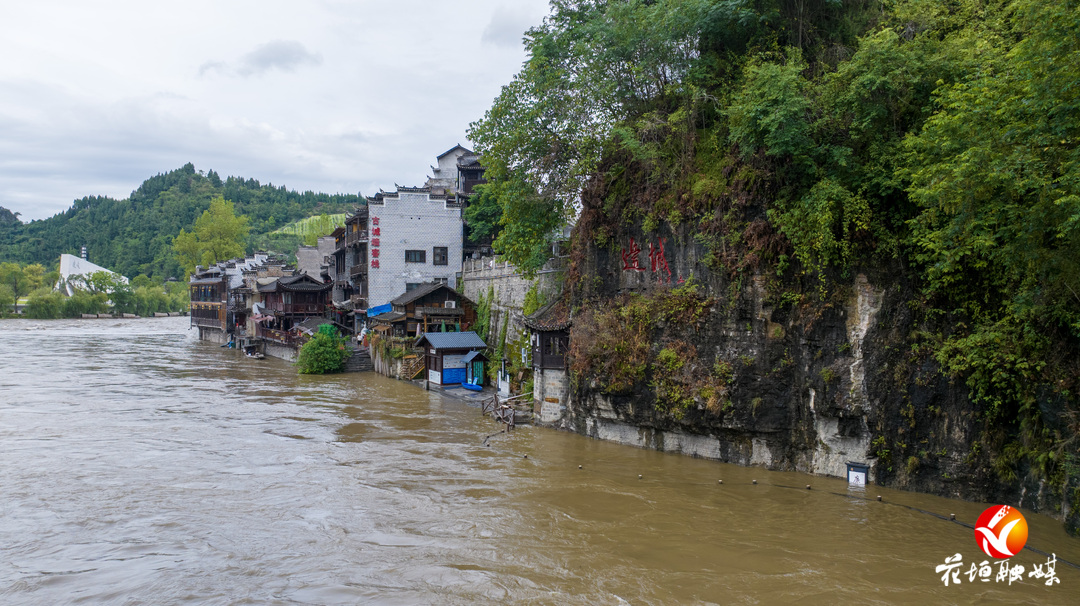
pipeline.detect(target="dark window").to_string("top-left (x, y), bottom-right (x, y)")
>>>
top-left (544, 335), bottom-right (563, 356)
top-left (405, 250), bottom-right (425, 263)
top-left (434, 277), bottom-right (448, 286)
top-left (406, 282), bottom-right (421, 292)
top-left (433, 247), bottom-right (448, 266)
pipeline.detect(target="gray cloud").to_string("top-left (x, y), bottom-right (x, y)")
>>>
top-left (0, 1), bottom-right (550, 221)
top-left (482, 5), bottom-right (540, 48)
top-left (239, 40), bottom-right (322, 76)
top-left (200, 40), bottom-right (322, 78)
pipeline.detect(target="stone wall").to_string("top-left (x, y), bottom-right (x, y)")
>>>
top-left (533, 367), bottom-right (570, 425)
top-left (461, 255), bottom-right (567, 345)
top-left (369, 345), bottom-right (407, 380)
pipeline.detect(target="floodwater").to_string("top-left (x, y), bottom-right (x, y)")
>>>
top-left (0, 317), bottom-right (1077, 605)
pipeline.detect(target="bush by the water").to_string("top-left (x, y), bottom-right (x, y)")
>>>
top-left (296, 325), bottom-right (351, 374)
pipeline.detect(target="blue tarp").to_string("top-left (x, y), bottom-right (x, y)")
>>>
top-left (443, 368), bottom-right (467, 385)
top-left (367, 303), bottom-right (392, 317)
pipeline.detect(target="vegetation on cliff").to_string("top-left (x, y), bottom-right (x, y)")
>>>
top-left (472, 0), bottom-right (1080, 529)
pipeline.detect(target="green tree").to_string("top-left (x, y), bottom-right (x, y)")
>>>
top-left (24, 288), bottom-right (63, 319)
top-left (897, 0), bottom-right (1080, 458)
top-left (0, 283), bottom-right (14, 316)
top-left (0, 261), bottom-right (28, 301)
top-left (173, 196), bottom-right (250, 276)
top-left (468, 0), bottom-right (714, 273)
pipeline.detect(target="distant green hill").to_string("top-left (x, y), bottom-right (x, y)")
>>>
top-left (0, 163), bottom-right (363, 279)
top-left (270, 213), bottom-right (348, 245)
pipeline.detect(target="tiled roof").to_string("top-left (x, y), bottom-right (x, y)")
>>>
top-left (414, 331), bottom-right (487, 350)
top-left (370, 311), bottom-right (406, 323)
top-left (391, 283), bottom-right (460, 306)
top-left (278, 275), bottom-right (332, 292)
top-left (461, 350), bottom-right (488, 364)
top-left (523, 299), bottom-right (572, 332)
top-left (294, 317), bottom-right (328, 334)
top-left (437, 144), bottom-right (472, 159)
top-left (456, 155), bottom-right (483, 169)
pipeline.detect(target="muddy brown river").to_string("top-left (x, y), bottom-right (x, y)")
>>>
top-left (0, 317), bottom-right (1077, 604)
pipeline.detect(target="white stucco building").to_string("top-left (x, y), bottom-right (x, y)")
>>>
top-left (365, 186), bottom-right (463, 311)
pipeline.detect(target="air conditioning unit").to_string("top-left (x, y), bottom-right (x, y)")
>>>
top-left (445, 300), bottom-right (456, 308)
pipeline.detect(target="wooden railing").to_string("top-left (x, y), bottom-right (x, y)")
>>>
top-left (346, 229), bottom-right (369, 245)
top-left (258, 326), bottom-right (299, 346)
top-left (480, 393), bottom-right (533, 431)
top-left (191, 316), bottom-right (223, 329)
top-left (402, 355), bottom-right (425, 380)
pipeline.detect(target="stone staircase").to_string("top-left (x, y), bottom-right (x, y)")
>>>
top-left (343, 347), bottom-right (374, 372)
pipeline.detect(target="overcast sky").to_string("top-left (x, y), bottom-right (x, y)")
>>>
top-left (0, 0), bottom-right (550, 221)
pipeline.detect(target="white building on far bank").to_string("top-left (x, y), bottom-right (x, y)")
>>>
top-left (56, 253), bottom-right (128, 295)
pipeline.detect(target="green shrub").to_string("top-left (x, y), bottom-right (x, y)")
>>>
top-left (296, 330), bottom-right (350, 374)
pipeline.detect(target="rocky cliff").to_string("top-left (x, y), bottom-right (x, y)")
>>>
top-left (556, 166), bottom-right (1078, 534)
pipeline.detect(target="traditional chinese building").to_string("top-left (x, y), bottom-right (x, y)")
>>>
top-left (524, 298), bottom-right (572, 424)
top-left (189, 252), bottom-right (271, 343)
top-left (190, 271), bottom-right (227, 339)
top-left (426, 144), bottom-right (489, 258)
top-left (329, 207), bottom-right (369, 332)
top-left (415, 331), bottom-right (487, 386)
top-left (368, 282), bottom-right (477, 338)
top-left (255, 273), bottom-right (333, 341)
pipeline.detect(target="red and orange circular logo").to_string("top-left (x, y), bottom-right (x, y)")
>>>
top-left (974, 505), bottom-right (1028, 559)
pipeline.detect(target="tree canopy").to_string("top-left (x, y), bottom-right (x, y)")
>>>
top-left (173, 196), bottom-right (250, 275)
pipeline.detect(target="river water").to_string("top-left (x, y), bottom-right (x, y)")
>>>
top-left (0, 317), bottom-right (1077, 604)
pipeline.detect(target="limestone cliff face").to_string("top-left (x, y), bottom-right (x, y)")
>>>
top-left (557, 213), bottom-right (1072, 528)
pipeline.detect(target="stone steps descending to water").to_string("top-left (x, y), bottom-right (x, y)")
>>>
top-left (343, 348), bottom-right (374, 372)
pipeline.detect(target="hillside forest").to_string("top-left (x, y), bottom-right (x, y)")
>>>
top-left (0, 163), bottom-right (364, 281)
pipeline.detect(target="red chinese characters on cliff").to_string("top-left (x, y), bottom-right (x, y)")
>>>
top-left (621, 237), bottom-right (673, 282)
top-left (621, 238), bottom-right (645, 271)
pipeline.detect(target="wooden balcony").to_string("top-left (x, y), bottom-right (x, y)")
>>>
top-left (350, 295), bottom-right (367, 309)
top-left (346, 229), bottom-right (369, 245)
top-left (349, 264), bottom-right (367, 278)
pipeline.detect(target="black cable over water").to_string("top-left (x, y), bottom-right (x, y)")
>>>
top-left (772, 483), bottom-right (1080, 570)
